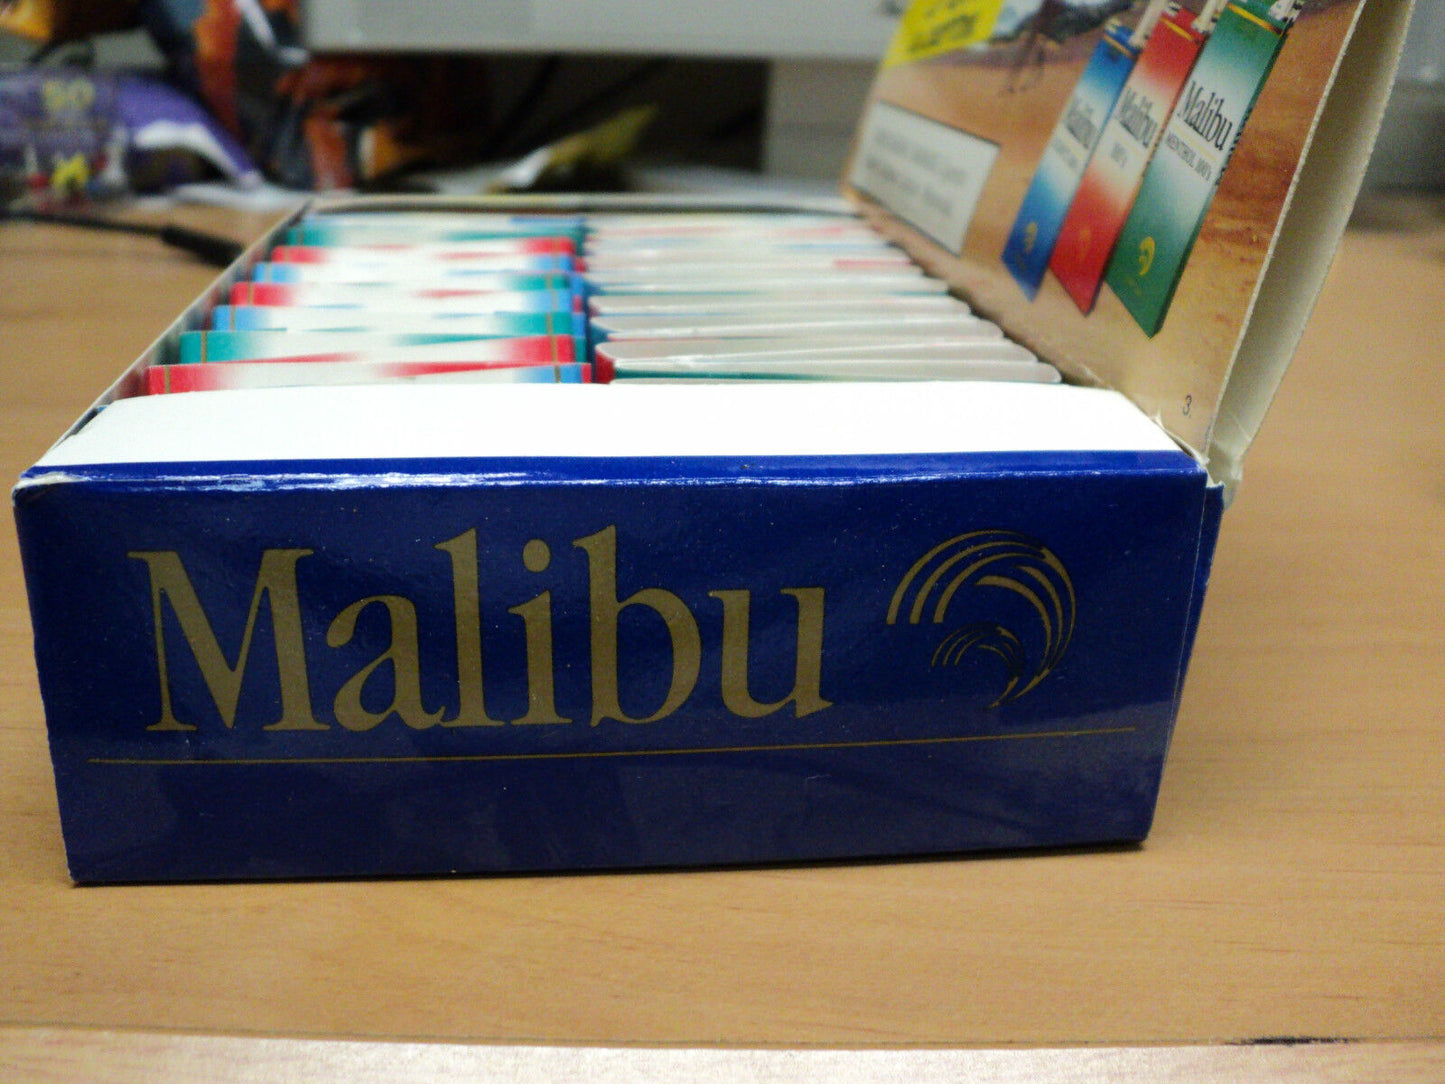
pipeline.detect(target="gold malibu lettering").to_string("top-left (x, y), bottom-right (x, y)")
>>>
top-left (129, 548), bottom-right (324, 731)
top-left (710, 588), bottom-right (832, 718)
top-left (434, 529), bottom-right (506, 727)
top-left (134, 527), bottom-right (835, 733)
top-left (576, 525), bottom-right (701, 726)
top-left (326, 595), bottom-right (441, 731)
top-left (506, 538), bottom-right (571, 725)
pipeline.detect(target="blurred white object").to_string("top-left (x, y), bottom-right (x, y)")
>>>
top-left (301, 0), bottom-right (898, 180)
top-left (302, 0), bottom-right (896, 58)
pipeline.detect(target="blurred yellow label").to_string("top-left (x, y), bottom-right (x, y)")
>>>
top-left (882, 0), bottom-right (1008, 68)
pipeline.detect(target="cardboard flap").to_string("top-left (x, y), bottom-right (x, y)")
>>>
top-left (844, 0), bottom-right (1413, 489)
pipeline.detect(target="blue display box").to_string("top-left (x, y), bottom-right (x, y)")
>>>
top-left (12, 0), bottom-right (1410, 881)
top-left (16, 374), bottom-right (1221, 881)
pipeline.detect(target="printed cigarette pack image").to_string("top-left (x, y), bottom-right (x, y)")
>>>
top-left (13, 0), bottom-right (1412, 882)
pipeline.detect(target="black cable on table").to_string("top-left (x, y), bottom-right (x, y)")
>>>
top-left (1, 208), bottom-right (244, 267)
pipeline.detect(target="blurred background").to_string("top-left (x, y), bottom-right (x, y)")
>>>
top-left (1366, 0), bottom-right (1445, 188)
top-left (0, 0), bottom-right (1440, 212)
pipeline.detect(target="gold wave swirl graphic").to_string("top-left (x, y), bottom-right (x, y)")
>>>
top-left (887, 530), bottom-right (1075, 706)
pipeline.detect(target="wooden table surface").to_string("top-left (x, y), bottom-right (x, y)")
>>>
top-left (1, 198), bottom-right (1441, 1081)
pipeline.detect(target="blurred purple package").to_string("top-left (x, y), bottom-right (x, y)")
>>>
top-left (0, 68), bottom-right (258, 201)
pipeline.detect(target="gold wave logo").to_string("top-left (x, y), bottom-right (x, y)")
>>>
top-left (1137, 235), bottom-right (1156, 277)
top-left (886, 531), bottom-right (1075, 707)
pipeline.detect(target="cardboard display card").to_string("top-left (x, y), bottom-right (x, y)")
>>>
top-left (847, 0), bottom-right (1408, 480)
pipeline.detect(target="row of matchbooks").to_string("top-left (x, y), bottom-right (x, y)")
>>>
top-left (141, 208), bottom-right (1061, 394)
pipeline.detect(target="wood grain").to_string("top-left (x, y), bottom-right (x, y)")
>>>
top-left (3, 1027), bottom-right (1444, 1084)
